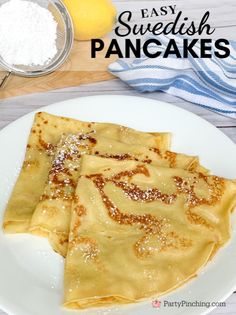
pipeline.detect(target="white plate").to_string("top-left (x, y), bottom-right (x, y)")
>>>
top-left (0, 95), bottom-right (236, 315)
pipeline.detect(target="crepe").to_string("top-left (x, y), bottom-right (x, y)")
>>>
top-left (3, 112), bottom-right (171, 233)
top-left (64, 155), bottom-right (236, 309)
top-left (29, 133), bottom-right (202, 257)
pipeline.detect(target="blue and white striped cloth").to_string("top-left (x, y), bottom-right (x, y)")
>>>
top-left (109, 36), bottom-right (236, 119)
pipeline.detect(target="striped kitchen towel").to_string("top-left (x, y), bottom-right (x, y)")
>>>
top-left (109, 35), bottom-right (236, 119)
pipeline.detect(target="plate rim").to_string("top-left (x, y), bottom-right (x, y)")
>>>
top-left (0, 94), bottom-right (235, 315)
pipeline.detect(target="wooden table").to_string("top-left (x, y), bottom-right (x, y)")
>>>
top-left (0, 0), bottom-right (235, 314)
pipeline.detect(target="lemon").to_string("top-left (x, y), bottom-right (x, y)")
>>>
top-left (63, 0), bottom-right (117, 41)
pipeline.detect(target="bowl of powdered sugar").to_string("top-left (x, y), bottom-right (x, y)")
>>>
top-left (0, 0), bottom-right (74, 78)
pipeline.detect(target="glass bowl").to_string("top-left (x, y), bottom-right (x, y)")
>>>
top-left (0, 0), bottom-right (74, 78)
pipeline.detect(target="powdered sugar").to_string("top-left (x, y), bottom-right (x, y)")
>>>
top-left (0, 0), bottom-right (58, 66)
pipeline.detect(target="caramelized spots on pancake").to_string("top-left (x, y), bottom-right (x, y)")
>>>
top-left (88, 165), bottom-right (176, 204)
top-left (75, 205), bottom-right (87, 217)
top-left (186, 210), bottom-right (213, 230)
top-left (96, 153), bottom-right (153, 164)
top-left (70, 221), bottom-right (80, 243)
top-left (50, 163), bottom-right (73, 177)
top-left (41, 191), bottom-right (74, 201)
top-left (59, 236), bottom-right (68, 246)
top-left (164, 151), bottom-right (177, 168)
top-left (46, 134), bottom-right (93, 196)
top-left (87, 172), bottom-right (189, 259)
top-left (149, 147), bottom-right (162, 157)
top-left (160, 231), bottom-right (192, 251)
top-left (50, 149), bottom-right (75, 175)
top-left (113, 181), bottom-right (177, 204)
top-left (50, 175), bottom-right (76, 189)
top-left (111, 165), bottom-right (150, 181)
top-left (134, 235), bottom-right (153, 258)
top-left (98, 153), bottom-right (135, 161)
top-left (66, 204), bottom-right (87, 254)
top-left (198, 172), bottom-right (209, 183)
top-left (134, 232), bottom-right (192, 258)
top-left (39, 133), bottom-right (99, 204)
top-left (26, 144), bottom-right (31, 149)
top-left (143, 159), bottom-right (152, 164)
top-left (88, 137), bottom-right (97, 145)
top-left (23, 160), bottom-right (39, 169)
top-left (173, 175), bottom-right (225, 229)
top-left (89, 174), bottom-right (165, 231)
top-left (49, 148), bottom-right (77, 189)
top-left (149, 148), bottom-right (177, 167)
top-left (74, 131), bottom-right (96, 142)
top-left (173, 175), bottom-right (225, 208)
top-left (38, 135), bottom-right (55, 156)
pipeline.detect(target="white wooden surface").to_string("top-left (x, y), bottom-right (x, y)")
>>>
top-left (0, 0), bottom-right (236, 314)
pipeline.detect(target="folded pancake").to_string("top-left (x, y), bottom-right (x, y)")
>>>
top-left (29, 133), bottom-right (202, 257)
top-left (64, 155), bottom-right (236, 309)
top-left (3, 112), bottom-right (171, 233)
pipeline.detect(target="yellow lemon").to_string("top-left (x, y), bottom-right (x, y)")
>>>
top-left (63, 0), bottom-right (117, 41)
